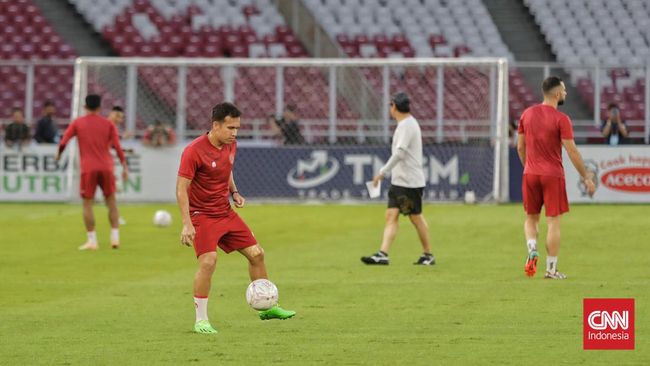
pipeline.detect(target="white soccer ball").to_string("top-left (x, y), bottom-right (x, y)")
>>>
top-left (464, 190), bottom-right (476, 204)
top-left (153, 210), bottom-right (172, 227)
top-left (246, 279), bottom-right (279, 310)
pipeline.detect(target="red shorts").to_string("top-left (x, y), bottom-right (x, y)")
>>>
top-left (522, 174), bottom-right (569, 217)
top-left (80, 170), bottom-right (116, 199)
top-left (191, 210), bottom-right (257, 257)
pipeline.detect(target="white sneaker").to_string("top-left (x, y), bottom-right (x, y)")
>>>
top-left (118, 217), bottom-right (127, 225)
top-left (78, 241), bottom-right (98, 251)
top-left (544, 270), bottom-right (567, 279)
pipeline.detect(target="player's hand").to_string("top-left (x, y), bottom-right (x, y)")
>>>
top-left (54, 152), bottom-right (60, 162)
top-left (122, 165), bottom-right (129, 181)
top-left (372, 174), bottom-right (384, 188)
top-left (232, 192), bottom-right (245, 208)
top-left (180, 223), bottom-right (195, 247)
top-left (583, 172), bottom-right (596, 197)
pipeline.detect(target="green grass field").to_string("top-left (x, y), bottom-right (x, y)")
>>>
top-left (0, 203), bottom-right (648, 365)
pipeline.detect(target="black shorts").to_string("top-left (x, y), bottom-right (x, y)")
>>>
top-left (387, 185), bottom-right (424, 215)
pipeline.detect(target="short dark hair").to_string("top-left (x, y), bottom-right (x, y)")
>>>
top-left (607, 103), bottom-right (619, 110)
top-left (44, 101), bottom-right (54, 108)
top-left (112, 106), bottom-right (124, 112)
top-left (85, 94), bottom-right (101, 110)
top-left (212, 102), bottom-right (241, 123)
top-left (542, 76), bottom-right (563, 94)
top-left (12, 107), bottom-right (22, 114)
top-left (391, 92), bottom-right (410, 113)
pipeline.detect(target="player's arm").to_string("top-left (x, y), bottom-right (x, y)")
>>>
top-left (176, 176), bottom-right (195, 246)
top-left (601, 120), bottom-right (612, 137)
top-left (562, 139), bottom-right (596, 196)
top-left (617, 121), bottom-right (628, 137)
top-left (373, 127), bottom-right (408, 186)
top-left (516, 133), bottom-right (526, 165)
top-left (55, 121), bottom-right (77, 161)
top-left (229, 172), bottom-right (245, 208)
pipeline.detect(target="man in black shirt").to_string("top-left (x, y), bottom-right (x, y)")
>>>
top-left (269, 104), bottom-right (305, 145)
top-left (34, 101), bottom-right (58, 143)
top-left (5, 108), bottom-right (31, 150)
top-left (601, 103), bottom-right (628, 145)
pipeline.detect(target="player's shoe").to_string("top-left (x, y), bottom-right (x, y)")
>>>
top-left (194, 320), bottom-right (218, 334)
top-left (544, 270), bottom-right (567, 280)
top-left (413, 253), bottom-right (436, 265)
top-left (524, 250), bottom-right (538, 277)
top-left (111, 241), bottom-right (120, 250)
top-left (361, 251), bottom-right (389, 265)
top-left (259, 305), bottom-right (296, 320)
top-left (118, 217), bottom-right (127, 225)
top-left (78, 241), bottom-right (98, 251)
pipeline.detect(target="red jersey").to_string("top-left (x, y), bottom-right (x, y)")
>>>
top-left (58, 114), bottom-right (126, 172)
top-left (518, 104), bottom-right (574, 177)
top-left (178, 134), bottom-right (236, 217)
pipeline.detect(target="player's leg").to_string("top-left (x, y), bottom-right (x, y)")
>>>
top-left (404, 188), bottom-right (434, 265)
top-left (542, 176), bottom-right (569, 279)
top-left (409, 214), bottom-right (435, 265)
top-left (193, 251), bottom-right (218, 333)
top-left (522, 175), bottom-right (543, 276)
top-left (238, 244), bottom-right (268, 281)
top-left (98, 171), bottom-right (120, 249)
top-left (220, 213), bottom-right (296, 320)
top-left (78, 171), bottom-right (99, 250)
top-left (104, 194), bottom-right (120, 248)
top-left (238, 245), bottom-right (295, 320)
top-left (78, 198), bottom-right (99, 250)
top-left (361, 208), bottom-right (398, 265)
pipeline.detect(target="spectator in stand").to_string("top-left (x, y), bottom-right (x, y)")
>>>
top-left (267, 104), bottom-right (305, 145)
top-left (5, 108), bottom-right (31, 150)
top-left (143, 120), bottom-right (176, 147)
top-left (601, 103), bottom-right (628, 146)
top-left (34, 101), bottom-right (58, 144)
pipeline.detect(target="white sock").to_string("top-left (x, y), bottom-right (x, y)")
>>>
top-left (111, 228), bottom-right (120, 243)
top-left (546, 256), bottom-right (558, 273)
top-left (194, 296), bottom-right (209, 322)
top-left (526, 239), bottom-right (537, 253)
top-left (87, 231), bottom-right (97, 244)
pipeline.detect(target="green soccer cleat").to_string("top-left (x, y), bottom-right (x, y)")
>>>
top-left (194, 320), bottom-right (218, 334)
top-left (259, 305), bottom-right (296, 320)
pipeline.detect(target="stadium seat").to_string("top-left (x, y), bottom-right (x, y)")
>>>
top-left (526, 0), bottom-right (649, 120)
top-left (0, 0), bottom-right (77, 118)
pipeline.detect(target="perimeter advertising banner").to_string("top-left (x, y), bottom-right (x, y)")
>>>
top-left (1, 144), bottom-right (494, 202)
top-left (234, 145), bottom-right (494, 201)
top-left (0, 145), bottom-right (178, 202)
top-left (564, 146), bottom-right (650, 203)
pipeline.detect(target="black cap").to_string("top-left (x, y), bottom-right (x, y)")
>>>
top-left (391, 92), bottom-right (410, 112)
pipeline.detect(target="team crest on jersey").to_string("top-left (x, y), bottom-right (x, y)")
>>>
top-left (211, 161), bottom-right (216, 168)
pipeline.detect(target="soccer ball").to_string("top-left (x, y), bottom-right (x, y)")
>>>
top-left (464, 190), bottom-right (476, 204)
top-left (246, 279), bottom-right (279, 310)
top-left (153, 210), bottom-right (172, 227)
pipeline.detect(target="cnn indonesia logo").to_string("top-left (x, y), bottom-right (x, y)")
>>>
top-left (583, 298), bottom-right (634, 350)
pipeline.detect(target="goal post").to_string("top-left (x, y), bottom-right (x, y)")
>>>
top-left (70, 57), bottom-right (509, 203)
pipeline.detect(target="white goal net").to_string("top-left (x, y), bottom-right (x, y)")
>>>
top-left (68, 57), bottom-right (509, 202)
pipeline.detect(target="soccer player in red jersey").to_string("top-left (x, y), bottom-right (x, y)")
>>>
top-left (176, 102), bottom-right (295, 334)
top-left (55, 94), bottom-right (129, 250)
top-left (517, 76), bottom-right (596, 279)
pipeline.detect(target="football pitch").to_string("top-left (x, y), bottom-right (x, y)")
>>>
top-left (0, 203), bottom-right (648, 365)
